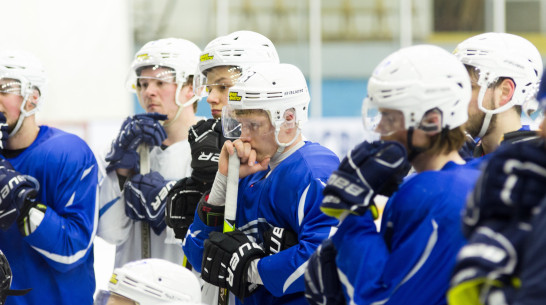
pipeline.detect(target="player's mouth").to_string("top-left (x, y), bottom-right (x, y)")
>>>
top-left (211, 109), bottom-right (222, 118)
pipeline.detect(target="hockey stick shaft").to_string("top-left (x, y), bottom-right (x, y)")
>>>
top-left (219, 148), bottom-right (240, 305)
top-left (137, 143), bottom-right (151, 259)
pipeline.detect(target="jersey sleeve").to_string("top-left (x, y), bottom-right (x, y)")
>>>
top-left (96, 168), bottom-right (133, 245)
top-left (257, 178), bottom-right (338, 297)
top-left (182, 210), bottom-right (222, 272)
top-left (24, 138), bottom-right (99, 273)
top-left (331, 212), bottom-right (390, 304)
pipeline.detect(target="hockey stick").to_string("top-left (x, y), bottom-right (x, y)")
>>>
top-left (218, 148), bottom-right (240, 305)
top-left (137, 143), bottom-right (151, 259)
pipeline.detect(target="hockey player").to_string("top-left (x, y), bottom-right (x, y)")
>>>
top-left (182, 62), bottom-right (340, 305)
top-left (0, 250), bottom-right (30, 304)
top-left (454, 32), bottom-right (543, 158)
top-left (94, 258), bottom-right (203, 305)
top-left (0, 50), bottom-right (99, 304)
top-left (165, 31), bottom-right (279, 243)
top-left (97, 38), bottom-right (201, 267)
top-left (304, 45), bottom-right (482, 305)
top-left (448, 70), bottom-right (546, 304)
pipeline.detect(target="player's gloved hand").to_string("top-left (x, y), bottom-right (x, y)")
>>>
top-left (165, 177), bottom-right (210, 239)
top-left (304, 239), bottom-right (345, 305)
top-left (321, 140), bottom-right (410, 220)
top-left (188, 118), bottom-right (226, 184)
top-left (105, 113), bottom-right (168, 173)
top-left (263, 226), bottom-right (298, 255)
top-left (124, 171), bottom-right (175, 235)
top-left (448, 221), bottom-right (524, 305)
top-left (202, 230), bottom-right (266, 301)
top-left (0, 113), bottom-right (8, 153)
top-left (0, 159), bottom-right (38, 230)
top-left (196, 191), bottom-right (224, 227)
top-left (462, 140), bottom-right (546, 237)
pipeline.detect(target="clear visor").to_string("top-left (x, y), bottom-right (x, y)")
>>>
top-left (127, 65), bottom-right (177, 92)
top-left (193, 66), bottom-right (243, 98)
top-left (0, 77), bottom-right (23, 96)
top-left (362, 98), bottom-right (406, 136)
top-left (221, 105), bottom-right (274, 139)
top-left (94, 290), bottom-right (138, 305)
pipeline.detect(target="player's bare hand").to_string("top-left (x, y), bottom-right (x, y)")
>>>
top-left (219, 140), bottom-right (269, 178)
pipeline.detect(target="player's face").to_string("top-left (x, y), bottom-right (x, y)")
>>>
top-left (205, 66), bottom-right (238, 119)
top-left (136, 67), bottom-right (178, 118)
top-left (238, 112), bottom-right (276, 162)
top-left (0, 78), bottom-right (24, 132)
top-left (465, 77), bottom-right (497, 138)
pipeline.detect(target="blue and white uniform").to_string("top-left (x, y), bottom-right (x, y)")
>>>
top-left (97, 139), bottom-right (192, 267)
top-left (0, 126), bottom-right (98, 305)
top-left (333, 162), bottom-right (480, 305)
top-left (184, 141), bottom-right (340, 305)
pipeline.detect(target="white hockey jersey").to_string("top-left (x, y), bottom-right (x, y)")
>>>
top-left (97, 140), bottom-right (192, 267)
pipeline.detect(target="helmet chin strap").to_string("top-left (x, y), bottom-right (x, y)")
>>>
top-left (9, 92), bottom-right (32, 137)
top-left (273, 127), bottom-right (301, 158)
top-left (406, 127), bottom-right (426, 162)
top-left (163, 82), bottom-right (199, 128)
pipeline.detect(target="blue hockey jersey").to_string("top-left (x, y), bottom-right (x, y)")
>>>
top-left (333, 161), bottom-right (480, 305)
top-left (0, 126), bottom-right (98, 305)
top-left (184, 141), bottom-right (339, 305)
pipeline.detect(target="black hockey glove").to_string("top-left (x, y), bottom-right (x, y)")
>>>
top-left (105, 112), bottom-right (167, 173)
top-left (165, 177), bottom-right (210, 239)
top-left (462, 140), bottom-right (546, 237)
top-left (196, 191), bottom-right (225, 227)
top-left (0, 113), bottom-right (8, 154)
top-left (0, 159), bottom-right (38, 231)
top-left (202, 230), bottom-right (266, 301)
top-left (188, 119), bottom-right (226, 184)
top-left (124, 171), bottom-right (175, 235)
top-left (263, 226), bottom-right (299, 255)
top-left (304, 239), bottom-right (345, 305)
top-left (321, 140), bottom-right (410, 220)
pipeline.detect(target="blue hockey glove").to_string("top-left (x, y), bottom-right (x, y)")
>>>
top-left (0, 113), bottom-right (8, 153)
top-left (304, 239), bottom-right (345, 305)
top-left (202, 230), bottom-right (266, 301)
top-left (188, 118), bottom-right (225, 184)
top-left (462, 140), bottom-right (546, 237)
top-left (0, 159), bottom-right (37, 231)
top-left (105, 113), bottom-right (168, 173)
top-left (124, 171), bottom-right (175, 235)
top-left (165, 177), bottom-right (210, 239)
top-left (448, 220), bottom-right (524, 305)
top-left (321, 140), bottom-right (410, 220)
top-left (263, 226), bottom-right (298, 255)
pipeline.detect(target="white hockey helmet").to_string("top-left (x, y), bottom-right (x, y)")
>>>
top-left (222, 63), bottom-right (309, 151)
top-left (363, 44), bottom-right (471, 136)
top-left (94, 259), bottom-right (201, 305)
top-left (0, 50), bottom-right (47, 137)
top-left (193, 31), bottom-right (279, 98)
top-left (128, 38), bottom-right (201, 108)
top-left (454, 33), bottom-right (543, 136)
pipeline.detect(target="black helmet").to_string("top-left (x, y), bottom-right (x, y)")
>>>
top-left (0, 250), bottom-right (31, 305)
